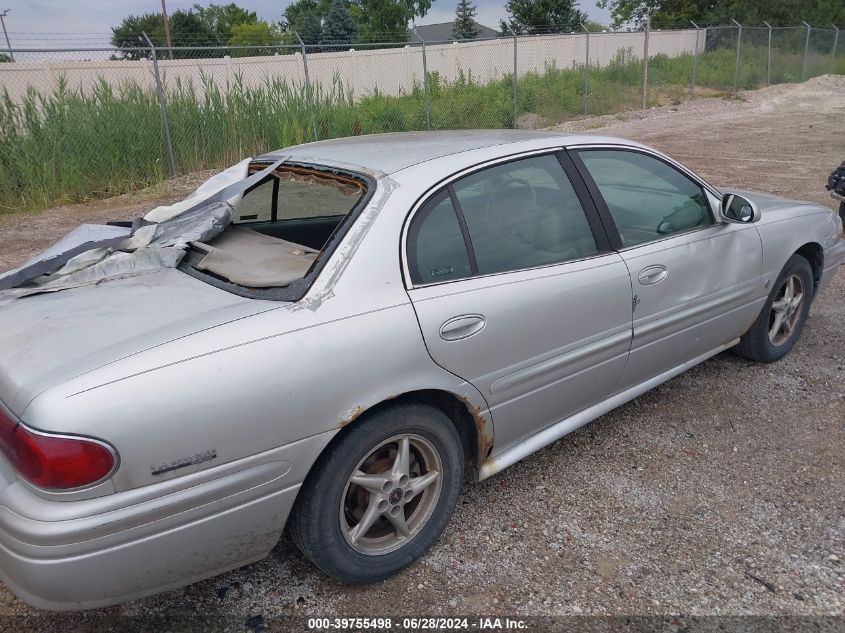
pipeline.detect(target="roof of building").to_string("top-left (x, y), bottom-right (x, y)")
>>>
top-left (410, 21), bottom-right (499, 43)
top-left (263, 130), bottom-right (644, 176)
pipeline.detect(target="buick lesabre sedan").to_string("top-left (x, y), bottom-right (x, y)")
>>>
top-left (0, 131), bottom-right (843, 610)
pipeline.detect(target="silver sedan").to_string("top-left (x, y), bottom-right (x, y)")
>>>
top-left (0, 131), bottom-right (842, 610)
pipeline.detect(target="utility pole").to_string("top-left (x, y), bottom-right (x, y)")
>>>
top-left (161, 0), bottom-right (173, 60)
top-left (0, 9), bottom-right (13, 62)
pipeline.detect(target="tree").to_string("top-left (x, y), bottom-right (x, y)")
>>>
top-left (281, 0), bottom-right (327, 44)
top-left (193, 3), bottom-right (258, 44)
top-left (110, 13), bottom-right (165, 59)
top-left (282, 0), bottom-right (329, 31)
top-left (0, 53), bottom-right (11, 62)
top-left (350, 0), bottom-right (432, 43)
top-left (453, 0), bottom-right (480, 39)
top-left (499, 0), bottom-right (587, 35)
top-left (321, 0), bottom-right (358, 46)
top-left (228, 21), bottom-right (283, 55)
top-left (298, 11), bottom-right (325, 45)
top-left (110, 9), bottom-right (219, 58)
top-left (597, 0), bottom-right (845, 29)
top-left (168, 10), bottom-right (218, 48)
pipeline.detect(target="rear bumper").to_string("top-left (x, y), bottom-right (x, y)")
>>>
top-left (0, 430), bottom-right (335, 611)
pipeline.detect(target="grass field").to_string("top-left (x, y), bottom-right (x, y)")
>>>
top-left (1, 44), bottom-right (842, 213)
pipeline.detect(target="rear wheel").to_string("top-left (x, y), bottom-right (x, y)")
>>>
top-left (288, 404), bottom-right (463, 583)
top-left (734, 254), bottom-right (814, 363)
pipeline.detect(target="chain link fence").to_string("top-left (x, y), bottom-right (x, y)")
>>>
top-left (0, 23), bottom-right (843, 212)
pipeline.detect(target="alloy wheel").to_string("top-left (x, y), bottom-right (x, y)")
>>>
top-left (768, 273), bottom-right (805, 346)
top-left (340, 434), bottom-right (443, 555)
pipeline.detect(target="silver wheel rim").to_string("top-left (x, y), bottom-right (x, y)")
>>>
top-left (768, 273), bottom-right (805, 346)
top-left (340, 433), bottom-right (443, 556)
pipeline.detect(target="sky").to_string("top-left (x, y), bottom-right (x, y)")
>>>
top-left (1, 0), bottom-right (613, 48)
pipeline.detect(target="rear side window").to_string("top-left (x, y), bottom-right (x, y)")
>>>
top-left (453, 154), bottom-right (597, 276)
top-left (407, 154), bottom-right (599, 284)
top-left (408, 191), bottom-right (472, 284)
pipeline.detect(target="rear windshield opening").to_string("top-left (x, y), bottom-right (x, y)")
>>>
top-left (183, 162), bottom-right (369, 293)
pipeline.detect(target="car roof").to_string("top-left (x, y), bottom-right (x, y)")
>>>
top-left (260, 130), bottom-right (647, 177)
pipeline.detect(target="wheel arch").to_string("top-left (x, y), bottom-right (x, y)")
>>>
top-left (794, 242), bottom-right (823, 292)
top-left (330, 389), bottom-right (492, 477)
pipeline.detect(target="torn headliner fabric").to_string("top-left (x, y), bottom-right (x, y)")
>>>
top-left (0, 158), bottom-right (284, 297)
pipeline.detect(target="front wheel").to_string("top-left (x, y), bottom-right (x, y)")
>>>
top-left (288, 404), bottom-right (463, 583)
top-left (734, 254), bottom-right (814, 363)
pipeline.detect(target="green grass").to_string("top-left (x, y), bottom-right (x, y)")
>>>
top-left (1, 44), bottom-right (843, 213)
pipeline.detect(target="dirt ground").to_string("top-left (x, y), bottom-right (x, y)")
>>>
top-left (0, 76), bottom-right (843, 630)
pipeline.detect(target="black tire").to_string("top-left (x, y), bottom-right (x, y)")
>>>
top-left (288, 403), bottom-right (463, 583)
top-left (734, 254), bottom-right (814, 363)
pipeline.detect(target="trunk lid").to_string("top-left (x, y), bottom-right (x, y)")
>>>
top-left (0, 269), bottom-right (279, 416)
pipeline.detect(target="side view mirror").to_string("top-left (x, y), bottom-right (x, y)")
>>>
top-left (720, 194), bottom-right (760, 224)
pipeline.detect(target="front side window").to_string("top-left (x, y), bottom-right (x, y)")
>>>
top-left (577, 149), bottom-right (713, 247)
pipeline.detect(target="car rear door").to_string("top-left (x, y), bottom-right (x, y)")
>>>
top-left (404, 151), bottom-right (633, 453)
top-left (570, 147), bottom-right (764, 390)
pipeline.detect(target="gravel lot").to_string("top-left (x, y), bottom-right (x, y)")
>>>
top-left (0, 76), bottom-right (843, 630)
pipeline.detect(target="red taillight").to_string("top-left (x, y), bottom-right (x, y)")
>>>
top-left (0, 407), bottom-right (115, 490)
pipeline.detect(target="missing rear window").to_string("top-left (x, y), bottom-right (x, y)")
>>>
top-left (180, 161), bottom-right (372, 301)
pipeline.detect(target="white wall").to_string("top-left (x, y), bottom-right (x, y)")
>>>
top-left (0, 30), bottom-right (705, 104)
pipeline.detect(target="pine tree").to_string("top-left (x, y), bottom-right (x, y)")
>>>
top-left (321, 0), bottom-right (358, 46)
top-left (453, 0), bottom-right (480, 40)
top-left (297, 11), bottom-right (323, 45)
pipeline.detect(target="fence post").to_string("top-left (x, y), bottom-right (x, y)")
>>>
top-left (642, 12), bottom-right (650, 110)
top-left (143, 32), bottom-right (176, 179)
top-left (731, 19), bottom-right (742, 94)
top-left (0, 10), bottom-right (13, 62)
top-left (832, 25), bottom-right (840, 73)
top-left (763, 21), bottom-right (772, 85)
top-left (413, 28), bottom-right (431, 131)
top-left (511, 29), bottom-right (518, 129)
top-left (689, 20), bottom-right (700, 98)
top-left (295, 32), bottom-right (319, 142)
top-left (580, 22), bottom-right (589, 116)
top-left (801, 21), bottom-right (811, 81)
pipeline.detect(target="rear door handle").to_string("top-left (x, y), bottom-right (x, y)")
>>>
top-left (638, 265), bottom-right (668, 286)
top-left (439, 314), bottom-right (486, 341)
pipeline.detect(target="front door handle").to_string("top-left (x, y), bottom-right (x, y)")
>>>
top-left (439, 314), bottom-right (486, 341)
top-left (638, 265), bottom-right (668, 286)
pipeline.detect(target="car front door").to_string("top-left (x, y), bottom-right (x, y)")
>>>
top-left (571, 147), bottom-right (765, 390)
top-left (404, 152), bottom-right (633, 453)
